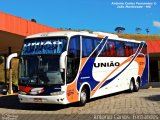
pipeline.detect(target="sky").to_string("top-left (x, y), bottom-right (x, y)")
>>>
top-left (0, 0), bottom-right (160, 34)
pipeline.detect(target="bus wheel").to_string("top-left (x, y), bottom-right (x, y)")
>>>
top-left (134, 80), bottom-right (140, 92)
top-left (128, 80), bottom-right (134, 93)
top-left (79, 88), bottom-right (87, 106)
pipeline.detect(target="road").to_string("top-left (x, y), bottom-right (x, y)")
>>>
top-left (0, 89), bottom-right (160, 120)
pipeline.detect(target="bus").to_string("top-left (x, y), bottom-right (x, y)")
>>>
top-left (18, 31), bottom-right (148, 106)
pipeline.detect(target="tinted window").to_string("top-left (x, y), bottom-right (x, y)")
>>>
top-left (68, 36), bottom-right (80, 57)
top-left (82, 36), bottom-right (101, 57)
top-left (115, 41), bottom-right (124, 57)
top-left (133, 43), bottom-right (139, 53)
top-left (141, 44), bottom-right (147, 55)
top-left (98, 39), bottom-right (142, 57)
top-left (124, 42), bottom-right (134, 57)
top-left (67, 36), bottom-right (80, 84)
top-left (106, 40), bottom-right (117, 57)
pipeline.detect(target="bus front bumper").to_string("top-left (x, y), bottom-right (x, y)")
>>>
top-left (18, 94), bottom-right (68, 104)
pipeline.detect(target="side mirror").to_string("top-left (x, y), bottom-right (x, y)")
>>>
top-left (67, 52), bottom-right (74, 58)
top-left (59, 51), bottom-right (67, 72)
top-left (6, 53), bottom-right (18, 69)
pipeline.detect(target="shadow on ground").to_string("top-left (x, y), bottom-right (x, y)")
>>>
top-left (0, 95), bottom-right (74, 111)
top-left (0, 90), bottom-right (128, 111)
top-left (144, 95), bottom-right (160, 102)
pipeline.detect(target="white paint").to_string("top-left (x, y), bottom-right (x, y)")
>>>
top-left (6, 53), bottom-right (18, 69)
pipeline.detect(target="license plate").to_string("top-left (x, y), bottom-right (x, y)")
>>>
top-left (34, 98), bottom-right (42, 102)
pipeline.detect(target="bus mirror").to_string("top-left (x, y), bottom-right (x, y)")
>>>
top-left (67, 52), bottom-right (74, 58)
top-left (6, 53), bottom-right (18, 69)
top-left (60, 51), bottom-right (67, 72)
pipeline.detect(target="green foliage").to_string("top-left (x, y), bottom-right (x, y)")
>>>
top-left (0, 58), bottom-right (18, 86)
top-left (0, 56), bottom-right (4, 64)
top-left (116, 33), bottom-right (160, 41)
top-left (115, 27), bottom-right (125, 33)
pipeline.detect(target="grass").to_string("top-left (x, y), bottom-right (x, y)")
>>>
top-left (0, 58), bottom-right (18, 86)
top-left (0, 33), bottom-right (160, 86)
top-left (115, 33), bottom-right (160, 41)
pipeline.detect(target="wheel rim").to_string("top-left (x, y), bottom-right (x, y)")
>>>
top-left (136, 81), bottom-right (139, 89)
top-left (130, 81), bottom-right (134, 91)
top-left (80, 90), bottom-right (87, 103)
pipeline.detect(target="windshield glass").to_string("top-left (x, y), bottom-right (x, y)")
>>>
top-left (19, 37), bottom-right (67, 86)
top-left (21, 37), bottom-right (67, 55)
top-left (19, 55), bottom-right (65, 86)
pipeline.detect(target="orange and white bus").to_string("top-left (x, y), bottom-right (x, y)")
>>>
top-left (18, 31), bottom-right (148, 106)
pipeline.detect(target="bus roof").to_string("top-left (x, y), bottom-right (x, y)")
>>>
top-left (26, 31), bottom-right (143, 43)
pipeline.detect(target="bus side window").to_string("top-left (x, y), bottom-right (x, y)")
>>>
top-left (124, 42), bottom-right (134, 57)
top-left (82, 37), bottom-right (93, 57)
top-left (108, 41), bottom-right (116, 57)
top-left (116, 41), bottom-right (124, 57)
top-left (129, 46), bottom-right (133, 55)
top-left (133, 43), bottom-right (139, 54)
top-left (124, 46), bottom-right (129, 57)
top-left (105, 44), bottom-right (109, 57)
top-left (141, 44), bottom-right (147, 55)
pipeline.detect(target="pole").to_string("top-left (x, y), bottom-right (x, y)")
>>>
top-left (4, 55), bottom-right (7, 84)
top-left (8, 47), bottom-right (13, 94)
top-left (8, 68), bottom-right (13, 94)
top-left (6, 53), bottom-right (18, 94)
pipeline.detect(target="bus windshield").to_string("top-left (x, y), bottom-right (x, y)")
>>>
top-left (19, 37), bottom-right (67, 86)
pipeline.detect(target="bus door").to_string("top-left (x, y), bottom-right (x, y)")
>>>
top-left (66, 36), bottom-right (81, 102)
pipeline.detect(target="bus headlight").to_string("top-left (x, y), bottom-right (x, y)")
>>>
top-left (50, 91), bottom-right (65, 96)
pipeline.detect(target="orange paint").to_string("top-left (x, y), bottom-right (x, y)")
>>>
top-left (0, 12), bottom-right (60, 37)
top-left (66, 57), bottom-right (89, 103)
top-left (19, 86), bottom-right (33, 93)
top-left (135, 56), bottom-right (146, 76)
top-left (66, 81), bottom-right (79, 103)
top-left (80, 57), bottom-right (88, 71)
top-left (97, 35), bottom-right (104, 38)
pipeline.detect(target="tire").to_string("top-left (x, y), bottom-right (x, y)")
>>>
top-left (134, 80), bottom-right (140, 92)
top-left (79, 88), bottom-right (87, 106)
top-left (2, 91), bottom-right (7, 95)
top-left (128, 80), bottom-right (134, 93)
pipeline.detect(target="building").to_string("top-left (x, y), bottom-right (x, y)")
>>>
top-left (147, 41), bottom-right (160, 87)
top-left (0, 12), bottom-right (59, 88)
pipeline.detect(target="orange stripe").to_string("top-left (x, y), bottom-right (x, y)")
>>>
top-left (19, 86), bottom-right (33, 93)
top-left (66, 80), bottom-right (79, 103)
top-left (134, 56), bottom-right (146, 76)
top-left (66, 57), bottom-right (89, 103)
top-left (80, 57), bottom-right (88, 71)
top-left (97, 35), bottom-right (104, 38)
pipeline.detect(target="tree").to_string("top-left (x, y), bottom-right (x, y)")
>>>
top-left (145, 28), bottom-right (150, 34)
top-left (0, 56), bottom-right (3, 64)
top-left (135, 27), bottom-right (142, 34)
top-left (31, 18), bottom-right (37, 23)
top-left (114, 27), bottom-right (125, 33)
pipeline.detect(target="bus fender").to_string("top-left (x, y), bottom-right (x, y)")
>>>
top-left (78, 82), bottom-right (91, 101)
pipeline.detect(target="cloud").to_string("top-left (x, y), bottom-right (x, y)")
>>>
top-left (153, 21), bottom-right (160, 28)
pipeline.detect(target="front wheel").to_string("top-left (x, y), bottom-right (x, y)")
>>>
top-left (79, 88), bottom-right (87, 106)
